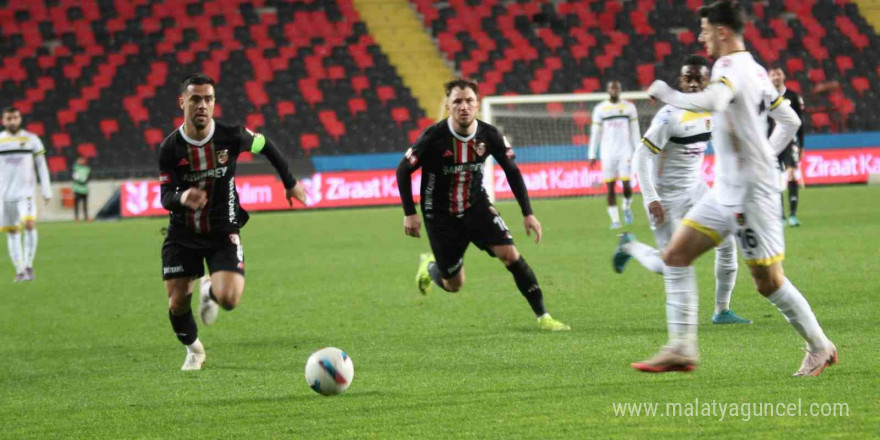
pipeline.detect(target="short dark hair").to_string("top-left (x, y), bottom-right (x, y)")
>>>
top-left (3, 107), bottom-right (20, 114)
top-left (444, 78), bottom-right (479, 97)
top-left (768, 65), bottom-right (784, 72)
top-left (179, 73), bottom-right (215, 94)
top-left (699, 0), bottom-right (746, 34)
top-left (683, 54), bottom-right (710, 68)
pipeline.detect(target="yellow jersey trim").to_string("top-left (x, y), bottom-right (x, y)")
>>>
top-left (769, 95), bottom-right (785, 111)
top-left (718, 77), bottom-right (734, 92)
top-left (680, 111), bottom-right (711, 124)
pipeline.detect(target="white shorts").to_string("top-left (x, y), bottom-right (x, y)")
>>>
top-left (1, 198), bottom-right (37, 230)
top-left (682, 190), bottom-right (785, 266)
top-left (602, 158), bottom-right (632, 182)
top-left (646, 184), bottom-right (708, 249)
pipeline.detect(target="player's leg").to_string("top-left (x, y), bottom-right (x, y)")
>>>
top-left (632, 193), bottom-right (729, 372)
top-left (470, 203), bottom-right (569, 330)
top-left (3, 201), bottom-right (25, 281)
top-left (602, 159), bottom-right (621, 229)
top-left (710, 235), bottom-right (750, 324)
top-left (738, 195), bottom-right (835, 376)
top-left (199, 233), bottom-right (246, 325)
top-left (786, 161), bottom-right (801, 226)
top-left (22, 198), bottom-right (37, 280)
top-left (620, 160), bottom-right (634, 225)
top-left (83, 193), bottom-right (89, 221)
top-left (74, 194), bottom-right (81, 221)
top-left (419, 215), bottom-right (469, 293)
top-left (614, 200), bottom-right (672, 274)
top-left (166, 277), bottom-right (205, 370)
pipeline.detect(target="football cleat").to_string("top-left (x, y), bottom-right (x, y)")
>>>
top-left (416, 253), bottom-right (435, 295)
top-left (793, 343), bottom-right (838, 377)
top-left (13, 272), bottom-right (26, 282)
top-left (199, 276), bottom-right (219, 326)
top-left (787, 216), bottom-right (801, 227)
top-left (181, 340), bottom-right (206, 371)
top-left (537, 314), bottom-right (571, 331)
top-left (610, 221), bottom-right (622, 230)
top-left (711, 309), bottom-right (752, 324)
top-left (623, 209), bottom-right (634, 225)
top-left (23, 267), bottom-right (34, 281)
top-left (631, 347), bottom-right (698, 373)
top-left (612, 232), bottom-right (635, 274)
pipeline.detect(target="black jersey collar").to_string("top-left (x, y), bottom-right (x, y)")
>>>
top-left (447, 117), bottom-right (478, 142)
top-left (178, 119), bottom-right (215, 146)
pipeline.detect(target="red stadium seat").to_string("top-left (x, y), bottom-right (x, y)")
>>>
top-left (300, 133), bottom-right (320, 155)
top-left (51, 133), bottom-right (71, 150)
top-left (277, 101), bottom-right (296, 120)
top-left (348, 98), bottom-right (367, 116)
top-left (77, 143), bottom-right (97, 159)
top-left (572, 134), bottom-right (589, 145)
top-left (835, 55), bottom-right (853, 75)
top-left (377, 86), bottom-right (396, 105)
top-left (811, 112), bottom-right (831, 131)
top-left (144, 128), bottom-right (164, 149)
top-left (391, 107), bottom-right (411, 127)
top-left (852, 77), bottom-right (869, 97)
top-left (48, 156), bottom-right (67, 175)
top-left (100, 119), bottom-right (119, 140)
top-left (637, 64), bottom-right (655, 88)
top-left (26, 122), bottom-right (45, 137)
top-left (246, 114), bottom-right (265, 131)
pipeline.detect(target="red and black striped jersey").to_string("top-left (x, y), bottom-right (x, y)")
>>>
top-left (158, 120), bottom-right (263, 235)
top-left (398, 118), bottom-right (532, 218)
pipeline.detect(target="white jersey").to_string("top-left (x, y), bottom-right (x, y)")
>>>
top-left (641, 105), bottom-right (711, 200)
top-left (588, 100), bottom-right (640, 161)
top-left (709, 51), bottom-right (785, 206)
top-left (0, 129), bottom-right (52, 202)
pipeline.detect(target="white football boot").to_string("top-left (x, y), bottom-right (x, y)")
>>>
top-left (199, 275), bottom-right (219, 326)
top-left (181, 339), bottom-right (206, 371)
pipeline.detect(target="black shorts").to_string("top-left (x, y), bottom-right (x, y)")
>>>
top-left (424, 202), bottom-right (515, 278)
top-left (161, 228), bottom-right (245, 280)
top-left (777, 143), bottom-right (800, 170)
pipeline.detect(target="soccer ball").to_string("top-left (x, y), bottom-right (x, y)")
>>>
top-left (304, 347), bottom-right (354, 396)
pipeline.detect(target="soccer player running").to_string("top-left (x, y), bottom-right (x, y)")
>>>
top-left (159, 74), bottom-right (306, 370)
top-left (588, 81), bottom-right (641, 229)
top-left (769, 66), bottom-right (805, 227)
top-left (613, 55), bottom-right (750, 325)
top-left (634, 0), bottom-right (836, 376)
top-left (397, 78), bottom-right (570, 331)
top-left (0, 107), bottom-right (52, 282)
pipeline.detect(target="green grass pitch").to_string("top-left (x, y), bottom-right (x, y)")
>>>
top-left (2, 185), bottom-right (878, 438)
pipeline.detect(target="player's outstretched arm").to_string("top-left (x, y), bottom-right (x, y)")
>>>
top-left (768, 99), bottom-right (802, 156)
top-left (588, 107), bottom-right (601, 163)
top-left (648, 80), bottom-right (734, 113)
top-left (249, 134), bottom-right (303, 206)
top-left (396, 157), bottom-right (421, 238)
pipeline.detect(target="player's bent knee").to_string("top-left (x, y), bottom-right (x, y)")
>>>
top-left (749, 264), bottom-right (785, 296)
top-left (662, 248), bottom-right (691, 267)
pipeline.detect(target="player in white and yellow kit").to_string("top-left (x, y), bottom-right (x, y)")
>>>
top-left (0, 107), bottom-right (52, 282)
top-left (588, 81), bottom-right (640, 229)
top-left (612, 55), bottom-right (750, 325)
top-left (633, 1), bottom-right (836, 377)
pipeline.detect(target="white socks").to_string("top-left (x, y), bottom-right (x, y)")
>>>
top-left (664, 265), bottom-right (698, 357)
top-left (623, 240), bottom-right (664, 274)
top-left (767, 278), bottom-right (832, 353)
top-left (24, 228), bottom-right (37, 268)
top-left (7, 232), bottom-right (24, 273)
top-left (623, 196), bottom-right (633, 211)
top-left (607, 205), bottom-right (620, 223)
top-left (713, 237), bottom-right (738, 313)
top-left (186, 339), bottom-right (204, 354)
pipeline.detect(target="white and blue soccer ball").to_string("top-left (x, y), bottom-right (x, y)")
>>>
top-left (305, 347), bottom-right (354, 396)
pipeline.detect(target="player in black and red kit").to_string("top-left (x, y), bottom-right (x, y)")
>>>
top-left (769, 66), bottom-right (806, 227)
top-left (160, 74), bottom-right (306, 370)
top-left (396, 78), bottom-right (570, 331)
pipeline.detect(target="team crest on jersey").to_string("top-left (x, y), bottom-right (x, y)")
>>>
top-left (217, 149), bottom-right (229, 165)
top-left (706, 119), bottom-right (711, 130)
top-left (735, 213), bottom-right (746, 226)
top-left (475, 142), bottom-right (486, 156)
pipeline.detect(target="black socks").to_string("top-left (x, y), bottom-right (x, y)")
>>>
top-left (788, 180), bottom-right (799, 216)
top-left (506, 257), bottom-right (546, 316)
top-left (428, 262), bottom-right (450, 292)
top-left (169, 308), bottom-right (197, 345)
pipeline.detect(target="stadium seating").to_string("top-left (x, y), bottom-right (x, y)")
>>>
top-left (2, 0), bottom-right (429, 179)
top-left (412, 0), bottom-right (880, 133)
